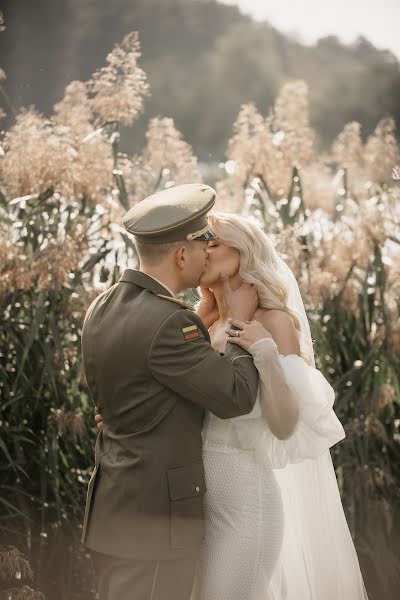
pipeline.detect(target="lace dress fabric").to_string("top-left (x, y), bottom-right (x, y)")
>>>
top-left (196, 435), bottom-right (284, 600)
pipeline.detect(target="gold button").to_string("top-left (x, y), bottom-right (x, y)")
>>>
top-left (195, 485), bottom-right (200, 493)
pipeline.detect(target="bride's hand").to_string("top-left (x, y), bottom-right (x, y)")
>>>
top-left (196, 286), bottom-right (220, 329)
top-left (225, 318), bottom-right (273, 352)
top-left (94, 406), bottom-right (104, 431)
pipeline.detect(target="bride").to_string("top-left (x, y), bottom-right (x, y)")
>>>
top-left (191, 211), bottom-right (370, 599)
top-left (95, 211), bottom-right (370, 599)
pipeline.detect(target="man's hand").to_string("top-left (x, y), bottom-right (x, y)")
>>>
top-left (225, 318), bottom-right (273, 352)
top-left (94, 406), bottom-right (104, 431)
top-left (195, 287), bottom-right (220, 329)
top-left (221, 274), bottom-right (259, 322)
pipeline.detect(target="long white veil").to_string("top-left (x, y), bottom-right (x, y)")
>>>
top-left (262, 252), bottom-right (370, 599)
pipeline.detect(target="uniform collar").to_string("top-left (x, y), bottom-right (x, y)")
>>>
top-left (143, 273), bottom-right (176, 298)
top-left (118, 269), bottom-right (176, 298)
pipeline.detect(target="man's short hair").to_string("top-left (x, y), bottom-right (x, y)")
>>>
top-left (135, 240), bottom-right (186, 266)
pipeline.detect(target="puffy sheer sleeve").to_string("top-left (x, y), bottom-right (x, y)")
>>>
top-left (234, 337), bottom-right (346, 469)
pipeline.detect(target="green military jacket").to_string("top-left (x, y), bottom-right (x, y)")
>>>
top-left (81, 269), bottom-right (259, 560)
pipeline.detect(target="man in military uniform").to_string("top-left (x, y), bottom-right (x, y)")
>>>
top-left (81, 183), bottom-right (260, 600)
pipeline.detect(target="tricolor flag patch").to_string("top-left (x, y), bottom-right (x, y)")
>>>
top-left (181, 324), bottom-right (201, 341)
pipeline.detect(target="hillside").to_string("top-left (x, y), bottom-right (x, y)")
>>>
top-left (0, 0), bottom-right (399, 159)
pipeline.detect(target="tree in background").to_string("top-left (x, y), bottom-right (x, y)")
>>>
top-left (0, 0), bottom-right (399, 160)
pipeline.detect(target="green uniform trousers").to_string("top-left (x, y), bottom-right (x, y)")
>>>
top-left (91, 550), bottom-right (198, 600)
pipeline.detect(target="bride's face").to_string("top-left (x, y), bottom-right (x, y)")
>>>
top-left (199, 239), bottom-right (240, 287)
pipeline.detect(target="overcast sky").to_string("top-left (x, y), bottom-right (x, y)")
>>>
top-left (221, 0), bottom-right (400, 59)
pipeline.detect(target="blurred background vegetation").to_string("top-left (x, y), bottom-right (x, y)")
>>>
top-left (0, 0), bottom-right (399, 160)
top-left (0, 1), bottom-right (400, 599)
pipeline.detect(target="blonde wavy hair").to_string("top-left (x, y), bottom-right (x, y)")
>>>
top-left (207, 211), bottom-right (303, 338)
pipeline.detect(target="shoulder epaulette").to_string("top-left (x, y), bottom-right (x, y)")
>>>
top-left (157, 294), bottom-right (195, 311)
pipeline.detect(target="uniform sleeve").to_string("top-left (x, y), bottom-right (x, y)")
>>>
top-left (148, 309), bottom-right (259, 419)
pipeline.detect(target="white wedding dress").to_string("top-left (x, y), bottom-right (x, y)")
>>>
top-left (191, 336), bottom-right (370, 600)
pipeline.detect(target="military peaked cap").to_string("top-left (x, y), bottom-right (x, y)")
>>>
top-left (122, 183), bottom-right (218, 244)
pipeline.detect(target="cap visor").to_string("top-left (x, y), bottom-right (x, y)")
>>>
top-left (193, 229), bottom-right (218, 241)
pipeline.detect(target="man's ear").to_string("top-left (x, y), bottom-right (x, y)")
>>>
top-left (174, 245), bottom-right (187, 270)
